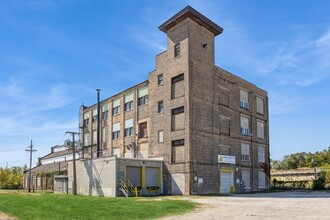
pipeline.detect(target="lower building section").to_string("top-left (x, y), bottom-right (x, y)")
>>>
top-left (68, 157), bottom-right (162, 197)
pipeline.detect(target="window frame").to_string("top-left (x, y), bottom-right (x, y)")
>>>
top-left (241, 142), bottom-right (250, 161)
top-left (158, 130), bottom-right (164, 143)
top-left (139, 122), bottom-right (148, 138)
top-left (174, 43), bottom-right (180, 57)
top-left (124, 100), bottom-right (133, 111)
top-left (158, 100), bottom-right (164, 113)
top-left (138, 95), bottom-right (148, 106)
top-left (157, 74), bottom-right (164, 86)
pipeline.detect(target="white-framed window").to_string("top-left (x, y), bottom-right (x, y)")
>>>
top-left (158, 100), bottom-right (164, 113)
top-left (258, 170), bottom-right (266, 188)
top-left (124, 93), bottom-right (134, 111)
top-left (92, 108), bottom-right (97, 123)
top-left (112, 99), bottom-right (120, 115)
top-left (158, 130), bottom-right (164, 143)
top-left (257, 121), bottom-right (265, 139)
top-left (258, 146), bottom-right (265, 163)
top-left (124, 118), bottom-right (134, 137)
top-left (256, 96), bottom-right (264, 115)
top-left (158, 74), bottom-right (164, 86)
top-left (240, 116), bottom-right (250, 136)
top-left (112, 123), bottom-right (120, 140)
top-left (240, 89), bottom-right (249, 109)
top-left (138, 87), bottom-right (148, 106)
top-left (102, 103), bottom-right (109, 120)
top-left (241, 169), bottom-right (251, 189)
top-left (241, 142), bottom-right (250, 161)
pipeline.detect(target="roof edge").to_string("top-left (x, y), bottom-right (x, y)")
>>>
top-left (159, 5), bottom-right (223, 36)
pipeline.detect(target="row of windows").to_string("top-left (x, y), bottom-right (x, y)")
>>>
top-left (241, 170), bottom-right (266, 189)
top-left (239, 89), bottom-right (265, 115)
top-left (241, 143), bottom-right (266, 163)
top-left (83, 87), bottom-right (148, 126)
top-left (240, 116), bottom-right (265, 139)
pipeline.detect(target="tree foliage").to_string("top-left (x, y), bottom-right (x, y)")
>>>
top-left (0, 165), bottom-right (26, 189)
top-left (271, 147), bottom-right (330, 170)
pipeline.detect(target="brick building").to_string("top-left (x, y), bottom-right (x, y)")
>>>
top-left (79, 6), bottom-right (269, 195)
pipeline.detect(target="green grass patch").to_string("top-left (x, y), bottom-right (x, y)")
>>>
top-left (0, 192), bottom-right (196, 220)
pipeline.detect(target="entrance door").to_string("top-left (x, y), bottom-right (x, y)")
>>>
top-left (220, 171), bottom-right (233, 193)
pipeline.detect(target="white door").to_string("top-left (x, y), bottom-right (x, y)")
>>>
top-left (220, 172), bottom-right (233, 193)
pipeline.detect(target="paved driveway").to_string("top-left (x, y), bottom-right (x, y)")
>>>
top-left (162, 191), bottom-right (330, 220)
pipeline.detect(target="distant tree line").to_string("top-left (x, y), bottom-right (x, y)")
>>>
top-left (271, 147), bottom-right (330, 170)
top-left (0, 165), bottom-right (27, 189)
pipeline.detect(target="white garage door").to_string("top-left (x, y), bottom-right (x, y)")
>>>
top-left (220, 171), bottom-right (233, 193)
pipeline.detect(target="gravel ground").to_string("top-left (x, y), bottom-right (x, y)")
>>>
top-left (162, 191), bottom-right (330, 220)
top-left (0, 212), bottom-right (15, 220)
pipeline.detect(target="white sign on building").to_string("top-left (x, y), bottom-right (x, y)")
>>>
top-left (218, 155), bottom-right (236, 164)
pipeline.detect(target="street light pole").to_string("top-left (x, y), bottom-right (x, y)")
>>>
top-left (65, 131), bottom-right (80, 195)
top-left (96, 89), bottom-right (101, 158)
top-left (25, 140), bottom-right (37, 193)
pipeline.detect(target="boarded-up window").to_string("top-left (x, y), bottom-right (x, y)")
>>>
top-left (258, 146), bottom-right (265, 163)
top-left (219, 87), bottom-right (229, 106)
top-left (242, 170), bottom-right (251, 189)
top-left (241, 143), bottom-right (250, 161)
top-left (257, 121), bottom-right (264, 139)
top-left (256, 97), bottom-right (264, 115)
top-left (171, 139), bottom-right (185, 163)
top-left (84, 133), bottom-right (90, 146)
top-left (92, 130), bottom-right (97, 144)
top-left (258, 170), bottom-right (266, 188)
top-left (158, 130), bottom-right (164, 143)
top-left (171, 74), bottom-right (184, 99)
top-left (219, 116), bottom-right (230, 135)
top-left (102, 126), bottom-right (108, 144)
top-left (172, 106), bottom-right (184, 131)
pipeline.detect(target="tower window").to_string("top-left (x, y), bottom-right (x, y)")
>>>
top-left (174, 43), bottom-right (180, 57)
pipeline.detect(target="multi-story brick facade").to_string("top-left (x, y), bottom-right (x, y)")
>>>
top-left (80, 6), bottom-right (269, 195)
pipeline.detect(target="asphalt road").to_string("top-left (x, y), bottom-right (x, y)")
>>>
top-left (162, 191), bottom-right (330, 220)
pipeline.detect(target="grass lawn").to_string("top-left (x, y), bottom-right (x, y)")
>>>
top-left (0, 191), bottom-right (196, 220)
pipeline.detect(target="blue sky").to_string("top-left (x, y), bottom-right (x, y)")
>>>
top-left (1, 0), bottom-right (330, 167)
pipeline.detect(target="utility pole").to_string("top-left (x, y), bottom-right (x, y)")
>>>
top-left (96, 89), bottom-right (101, 158)
top-left (66, 131), bottom-right (80, 195)
top-left (312, 155), bottom-right (317, 180)
top-left (25, 140), bottom-right (37, 193)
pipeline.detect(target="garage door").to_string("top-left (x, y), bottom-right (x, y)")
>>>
top-left (220, 171), bottom-right (233, 193)
top-left (146, 167), bottom-right (159, 187)
top-left (126, 166), bottom-right (141, 187)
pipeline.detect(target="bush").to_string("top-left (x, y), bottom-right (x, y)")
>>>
top-left (313, 171), bottom-right (326, 190)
